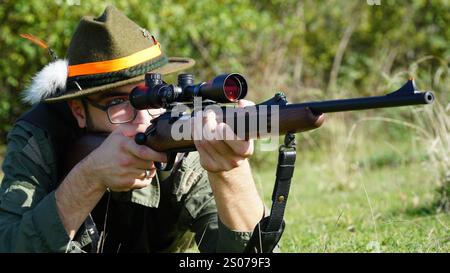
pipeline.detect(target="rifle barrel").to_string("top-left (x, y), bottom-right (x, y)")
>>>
top-left (289, 79), bottom-right (434, 114)
top-left (293, 91), bottom-right (434, 114)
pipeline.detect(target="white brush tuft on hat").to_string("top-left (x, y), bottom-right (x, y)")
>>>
top-left (23, 59), bottom-right (68, 104)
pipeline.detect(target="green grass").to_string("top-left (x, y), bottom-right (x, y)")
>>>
top-left (0, 131), bottom-right (448, 253)
top-left (252, 136), bottom-right (449, 253)
top-left (255, 162), bottom-right (449, 252)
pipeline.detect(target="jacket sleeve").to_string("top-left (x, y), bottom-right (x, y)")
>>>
top-left (0, 122), bottom-right (71, 252)
top-left (176, 153), bottom-right (254, 253)
top-left (190, 204), bottom-right (254, 253)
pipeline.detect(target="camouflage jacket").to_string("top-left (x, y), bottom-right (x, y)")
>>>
top-left (0, 119), bottom-right (254, 253)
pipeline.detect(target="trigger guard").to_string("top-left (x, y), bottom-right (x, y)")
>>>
top-left (155, 153), bottom-right (177, 171)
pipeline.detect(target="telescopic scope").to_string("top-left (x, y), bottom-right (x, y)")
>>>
top-left (130, 73), bottom-right (247, 109)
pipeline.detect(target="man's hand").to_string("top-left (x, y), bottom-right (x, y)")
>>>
top-left (192, 100), bottom-right (264, 232)
top-left (81, 124), bottom-right (167, 192)
top-left (193, 100), bottom-right (254, 173)
top-left (56, 124), bottom-right (166, 239)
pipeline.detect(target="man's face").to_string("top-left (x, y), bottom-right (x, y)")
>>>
top-left (68, 81), bottom-right (165, 133)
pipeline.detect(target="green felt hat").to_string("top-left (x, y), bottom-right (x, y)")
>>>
top-left (25, 5), bottom-right (195, 104)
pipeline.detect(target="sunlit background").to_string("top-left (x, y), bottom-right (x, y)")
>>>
top-left (0, 0), bottom-right (448, 252)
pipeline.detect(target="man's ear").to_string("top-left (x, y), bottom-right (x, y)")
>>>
top-left (67, 99), bottom-right (87, 128)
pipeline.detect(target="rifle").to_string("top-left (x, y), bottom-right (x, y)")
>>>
top-left (132, 73), bottom-right (433, 164)
top-left (64, 73), bottom-right (433, 172)
top-left (62, 72), bottom-right (434, 253)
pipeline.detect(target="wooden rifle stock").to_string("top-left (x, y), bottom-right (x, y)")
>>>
top-left (62, 104), bottom-right (323, 175)
top-left (138, 104), bottom-right (324, 152)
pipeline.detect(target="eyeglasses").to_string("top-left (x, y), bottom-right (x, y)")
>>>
top-left (83, 97), bottom-right (165, 124)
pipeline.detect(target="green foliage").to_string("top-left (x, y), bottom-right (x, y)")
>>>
top-left (0, 0), bottom-right (448, 142)
top-left (0, 0), bottom-right (449, 252)
top-left (253, 139), bottom-right (450, 252)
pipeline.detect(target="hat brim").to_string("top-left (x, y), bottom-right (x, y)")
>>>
top-left (44, 57), bottom-right (195, 102)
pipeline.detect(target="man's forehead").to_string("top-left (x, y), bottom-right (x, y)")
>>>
top-left (90, 81), bottom-right (144, 100)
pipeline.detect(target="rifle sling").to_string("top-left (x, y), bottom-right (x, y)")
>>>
top-left (244, 133), bottom-right (296, 253)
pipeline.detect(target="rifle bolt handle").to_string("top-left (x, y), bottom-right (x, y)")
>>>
top-left (135, 132), bottom-right (147, 145)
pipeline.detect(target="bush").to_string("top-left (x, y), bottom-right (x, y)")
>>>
top-left (0, 0), bottom-right (448, 143)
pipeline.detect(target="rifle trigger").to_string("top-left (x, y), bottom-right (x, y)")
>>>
top-left (155, 153), bottom-right (177, 172)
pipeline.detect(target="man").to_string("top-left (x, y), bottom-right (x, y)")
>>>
top-left (0, 5), bottom-right (265, 252)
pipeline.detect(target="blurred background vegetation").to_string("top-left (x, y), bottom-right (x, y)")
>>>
top-left (0, 0), bottom-right (448, 252)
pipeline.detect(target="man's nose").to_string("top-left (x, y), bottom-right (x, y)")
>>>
top-left (133, 110), bottom-right (151, 124)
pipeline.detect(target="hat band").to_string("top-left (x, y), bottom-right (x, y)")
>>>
top-left (66, 54), bottom-right (168, 91)
top-left (68, 43), bottom-right (162, 77)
